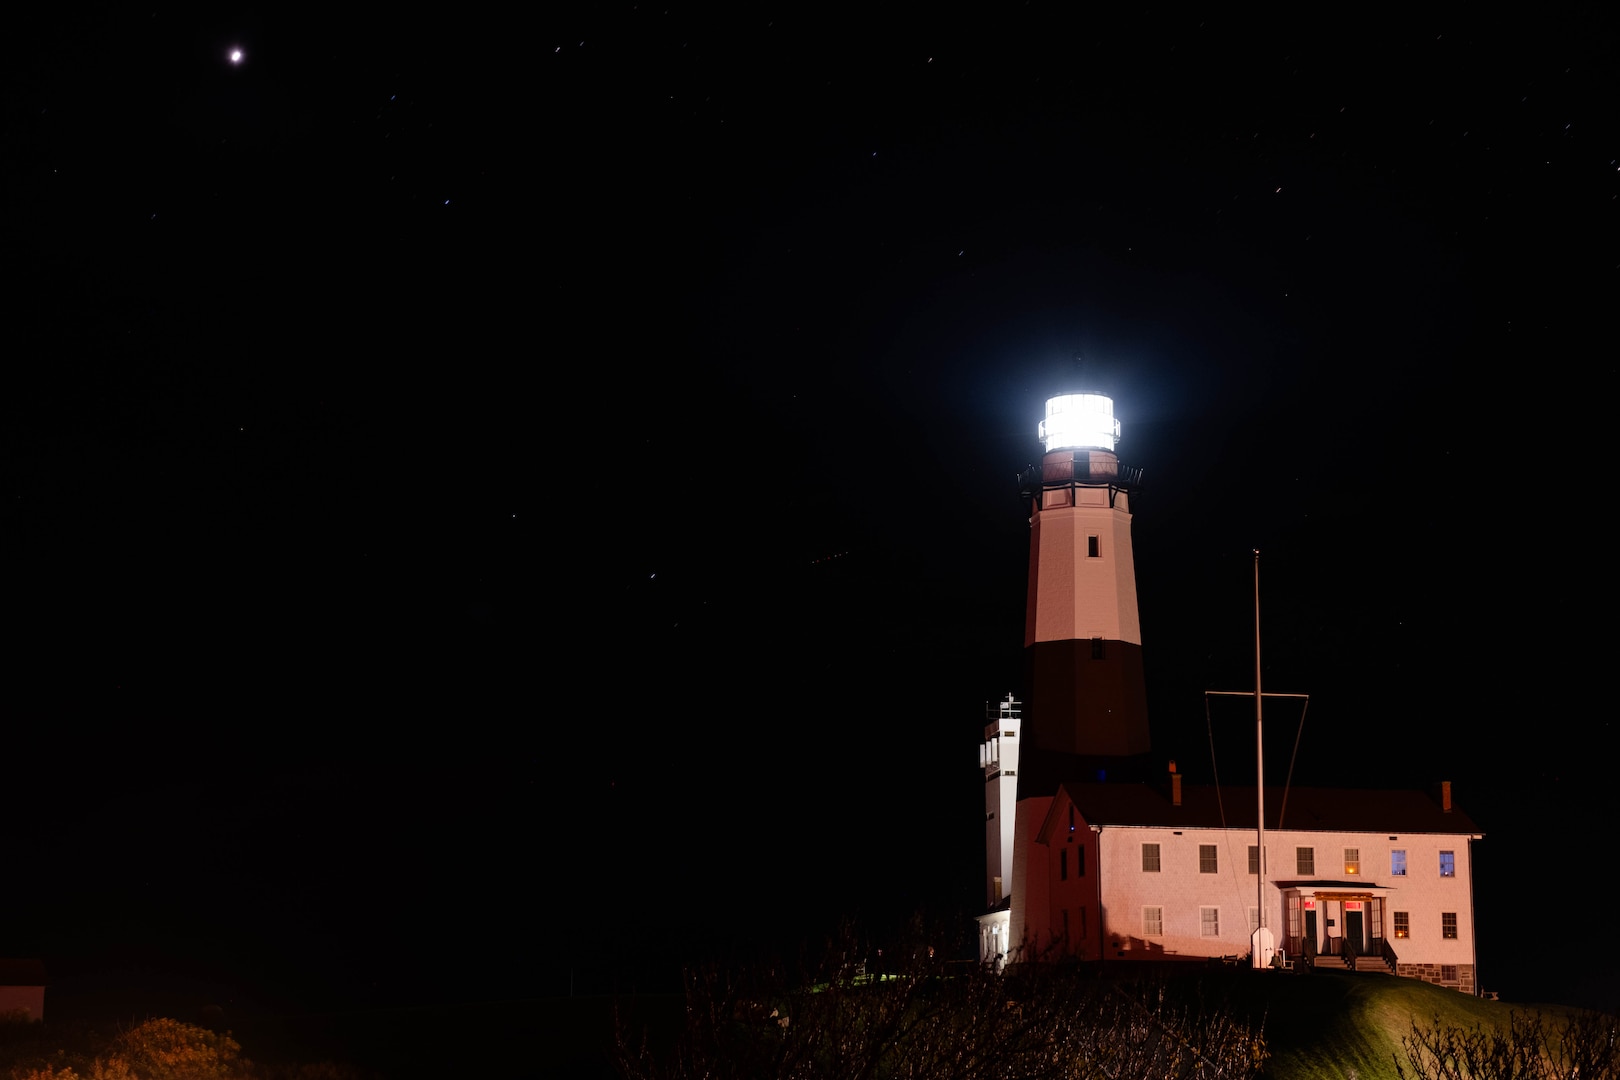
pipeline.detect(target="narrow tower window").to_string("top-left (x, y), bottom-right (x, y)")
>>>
top-left (1087, 535), bottom-right (1100, 558)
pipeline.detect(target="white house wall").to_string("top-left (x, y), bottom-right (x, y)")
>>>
top-left (1092, 824), bottom-right (1476, 975)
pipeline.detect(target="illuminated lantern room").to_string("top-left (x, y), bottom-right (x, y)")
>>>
top-left (1038, 393), bottom-right (1120, 453)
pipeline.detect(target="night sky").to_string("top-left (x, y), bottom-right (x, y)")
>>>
top-left (6, 6), bottom-right (1616, 1017)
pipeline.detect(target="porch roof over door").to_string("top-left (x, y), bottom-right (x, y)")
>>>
top-left (1274, 878), bottom-right (1397, 898)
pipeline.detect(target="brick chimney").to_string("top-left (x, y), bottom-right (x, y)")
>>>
top-left (1169, 759), bottom-right (1182, 807)
top-left (1441, 780), bottom-right (1452, 813)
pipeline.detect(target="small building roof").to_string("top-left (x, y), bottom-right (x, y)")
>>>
top-left (1048, 781), bottom-right (1480, 837)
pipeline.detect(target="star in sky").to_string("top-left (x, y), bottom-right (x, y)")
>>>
top-left (228, 47), bottom-right (245, 65)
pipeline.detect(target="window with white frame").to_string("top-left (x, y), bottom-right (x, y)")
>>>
top-left (1442, 913), bottom-right (1458, 939)
top-left (1296, 847), bottom-right (1315, 875)
top-left (1440, 850), bottom-right (1455, 877)
top-left (1394, 911), bottom-right (1410, 938)
top-left (1199, 845), bottom-right (1218, 873)
top-left (1200, 907), bottom-right (1220, 936)
top-left (1344, 848), bottom-right (1360, 875)
top-left (1248, 845), bottom-right (1263, 875)
top-left (1391, 849), bottom-right (1407, 876)
top-left (1441, 965), bottom-right (1458, 983)
top-left (1144, 907), bottom-right (1163, 936)
top-left (1142, 843), bottom-right (1161, 872)
top-left (1248, 907), bottom-right (1259, 934)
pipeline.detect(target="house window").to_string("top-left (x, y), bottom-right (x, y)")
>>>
top-left (1344, 848), bottom-right (1360, 875)
top-left (1200, 907), bottom-right (1220, 936)
top-left (1200, 845), bottom-right (1218, 874)
top-left (1248, 845), bottom-right (1263, 875)
top-left (1060, 849), bottom-right (1068, 881)
top-left (1248, 907), bottom-right (1260, 934)
top-left (1441, 965), bottom-right (1458, 983)
top-left (1078, 907), bottom-right (1088, 937)
top-left (1088, 535), bottom-right (1100, 558)
top-left (1075, 847), bottom-right (1086, 876)
top-left (1443, 913), bottom-right (1458, 939)
top-left (1144, 907), bottom-right (1163, 936)
top-left (1391, 850), bottom-right (1407, 876)
top-left (1142, 843), bottom-right (1161, 872)
top-left (1394, 911), bottom-right (1410, 938)
top-left (1440, 851), bottom-right (1455, 877)
top-left (1296, 847), bottom-right (1315, 875)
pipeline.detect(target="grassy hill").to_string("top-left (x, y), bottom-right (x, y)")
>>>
top-left (1212, 967), bottom-right (1547, 1080)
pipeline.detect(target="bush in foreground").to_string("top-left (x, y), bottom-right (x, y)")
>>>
top-left (616, 919), bottom-right (1268, 1080)
top-left (1, 1017), bottom-right (370, 1080)
top-left (1395, 1009), bottom-right (1620, 1080)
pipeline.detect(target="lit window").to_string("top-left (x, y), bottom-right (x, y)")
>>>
top-left (1200, 845), bottom-right (1218, 874)
top-left (1391, 850), bottom-right (1407, 876)
top-left (1142, 844), bottom-right (1161, 872)
top-left (1201, 907), bottom-right (1220, 936)
top-left (1144, 907), bottom-right (1163, 936)
top-left (1296, 847), bottom-right (1315, 875)
top-left (1394, 912), bottom-right (1409, 938)
top-left (1344, 848), bottom-right (1360, 875)
top-left (1440, 851), bottom-right (1455, 877)
top-left (1443, 913), bottom-right (1458, 939)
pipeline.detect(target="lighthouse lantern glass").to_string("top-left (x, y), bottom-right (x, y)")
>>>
top-left (1039, 393), bottom-right (1120, 452)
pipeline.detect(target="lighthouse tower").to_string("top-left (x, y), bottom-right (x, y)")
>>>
top-left (1020, 392), bottom-right (1150, 761)
top-left (980, 392), bottom-right (1151, 960)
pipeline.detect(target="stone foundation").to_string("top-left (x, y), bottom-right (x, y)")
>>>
top-left (1397, 962), bottom-right (1475, 995)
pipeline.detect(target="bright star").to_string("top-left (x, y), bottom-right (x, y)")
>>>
top-left (228, 47), bottom-right (244, 65)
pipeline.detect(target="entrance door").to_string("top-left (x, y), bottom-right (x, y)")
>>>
top-left (1345, 909), bottom-right (1364, 953)
top-left (1304, 910), bottom-right (1317, 955)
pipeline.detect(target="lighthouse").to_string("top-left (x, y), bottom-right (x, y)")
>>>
top-left (1020, 392), bottom-right (1150, 761)
top-left (979, 392), bottom-right (1484, 979)
top-left (981, 391), bottom-right (1151, 961)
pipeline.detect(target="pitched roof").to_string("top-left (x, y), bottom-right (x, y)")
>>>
top-left (1051, 782), bottom-right (1481, 835)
